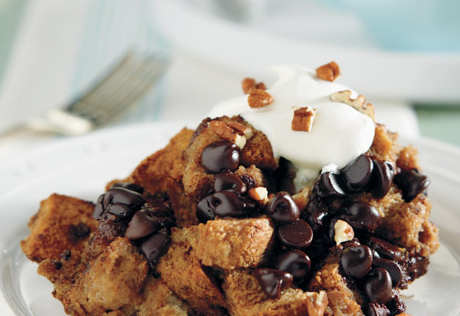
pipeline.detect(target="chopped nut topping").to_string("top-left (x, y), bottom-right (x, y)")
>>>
top-left (316, 61), bottom-right (340, 82)
top-left (248, 187), bottom-right (269, 205)
top-left (242, 78), bottom-right (267, 94)
top-left (208, 121), bottom-right (247, 149)
top-left (248, 89), bottom-right (273, 109)
top-left (306, 291), bottom-right (328, 316)
top-left (255, 82), bottom-right (266, 90)
top-left (291, 106), bottom-right (317, 132)
top-left (330, 90), bottom-right (375, 120)
top-left (334, 220), bottom-right (354, 245)
top-left (227, 122), bottom-right (254, 139)
top-left (292, 187), bottom-right (311, 212)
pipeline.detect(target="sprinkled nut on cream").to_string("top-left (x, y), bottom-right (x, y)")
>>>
top-left (330, 90), bottom-right (375, 120)
top-left (209, 65), bottom-right (375, 190)
top-left (242, 78), bottom-right (267, 94)
top-left (292, 106), bottom-right (317, 132)
top-left (316, 61), bottom-right (340, 82)
top-left (247, 89), bottom-right (273, 108)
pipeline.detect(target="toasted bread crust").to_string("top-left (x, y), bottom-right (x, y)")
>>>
top-left (21, 194), bottom-right (97, 263)
top-left (196, 217), bottom-right (274, 269)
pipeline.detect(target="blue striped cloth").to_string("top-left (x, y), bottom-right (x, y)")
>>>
top-left (0, 0), bottom-right (171, 134)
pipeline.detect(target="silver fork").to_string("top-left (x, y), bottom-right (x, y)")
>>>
top-left (24, 51), bottom-right (168, 135)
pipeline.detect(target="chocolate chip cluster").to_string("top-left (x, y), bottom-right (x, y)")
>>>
top-left (198, 141), bottom-right (315, 299)
top-left (340, 238), bottom-right (406, 316)
top-left (93, 182), bottom-right (174, 269)
top-left (198, 141), bottom-right (430, 312)
top-left (197, 141), bottom-right (429, 306)
top-left (254, 192), bottom-right (314, 299)
top-left (197, 141), bottom-right (260, 221)
top-left (301, 154), bottom-right (430, 316)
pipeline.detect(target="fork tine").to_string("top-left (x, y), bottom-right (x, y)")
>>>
top-left (70, 54), bottom-right (141, 115)
top-left (70, 53), bottom-right (167, 123)
top-left (69, 52), bottom-right (136, 110)
top-left (98, 59), bottom-right (167, 120)
top-left (81, 58), bottom-right (166, 123)
top-left (83, 56), bottom-right (146, 104)
top-left (90, 57), bottom-right (158, 111)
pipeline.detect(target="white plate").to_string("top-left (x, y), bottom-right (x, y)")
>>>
top-left (0, 122), bottom-right (459, 315)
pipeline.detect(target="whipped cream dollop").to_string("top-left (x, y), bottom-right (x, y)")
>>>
top-left (208, 65), bottom-right (375, 187)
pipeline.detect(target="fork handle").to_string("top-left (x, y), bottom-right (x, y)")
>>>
top-left (25, 109), bottom-right (94, 135)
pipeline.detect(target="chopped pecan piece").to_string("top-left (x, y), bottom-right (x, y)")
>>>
top-left (248, 89), bottom-right (273, 109)
top-left (316, 61), bottom-right (340, 82)
top-left (208, 120), bottom-right (247, 149)
top-left (330, 90), bottom-right (375, 120)
top-left (248, 187), bottom-right (269, 205)
top-left (227, 122), bottom-right (254, 139)
top-left (333, 220), bottom-right (354, 245)
top-left (242, 78), bottom-right (267, 94)
top-left (292, 187), bottom-right (311, 211)
top-left (292, 106), bottom-right (317, 132)
top-left (306, 291), bottom-right (328, 316)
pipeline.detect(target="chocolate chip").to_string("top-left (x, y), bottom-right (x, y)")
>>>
top-left (68, 223), bottom-right (91, 243)
top-left (148, 200), bottom-right (174, 217)
top-left (103, 187), bottom-right (145, 211)
top-left (394, 169), bottom-right (430, 202)
top-left (266, 192), bottom-right (300, 224)
top-left (196, 191), bottom-right (250, 222)
top-left (317, 172), bottom-right (346, 198)
top-left (387, 295), bottom-right (406, 315)
top-left (363, 267), bottom-right (393, 304)
top-left (214, 171), bottom-right (247, 194)
top-left (125, 209), bottom-right (162, 240)
top-left (275, 249), bottom-right (311, 280)
top-left (252, 268), bottom-right (294, 299)
top-left (111, 182), bottom-right (144, 194)
top-left (403, 255), bottom-right (429, 284)
top-left (196, 197), bottom-right (216, 223)
top-left (303, 200), bottom-right (328, 232)
top-left (201, 141), bottom-right (240, 174)
top-left (373, 257), bottom-right (403, 287)
top-left (277, 219), bottom-right (313, 249)
top-left (106, 203), bottom-right (137, 220)
top-left (341, 202), bottom-right (381, 233)
top-left (367, 236), bottom-right (402, 261)
top-left (367, 302), bottom-right (390, 316)
top-left (370, 160), bottom-right (395, 199)
top-left (140, 229), bottom-right (170, 268)
top-left (93, 194), bottom-right (105, 220)
top-left (341, 154), bottom-right (373, 192)
top-left (340, 245), bottom-right (373, 279)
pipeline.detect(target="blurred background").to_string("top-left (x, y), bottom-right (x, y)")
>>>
top-left (0, 0), bottom-right (459, 161)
